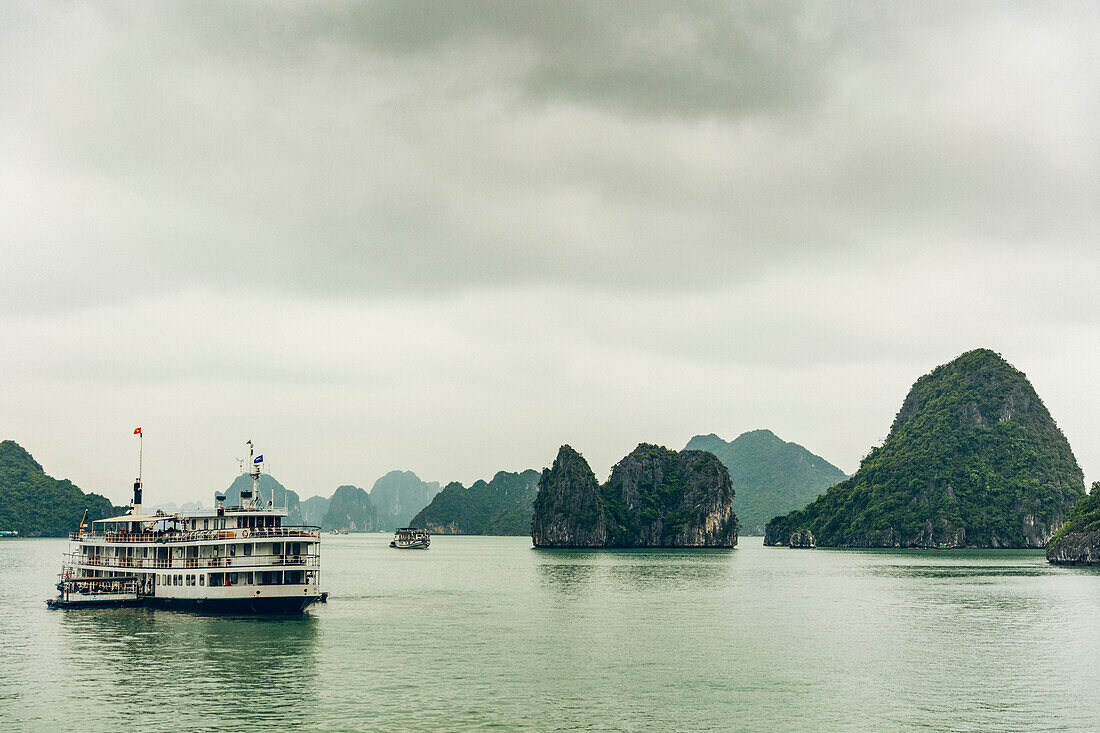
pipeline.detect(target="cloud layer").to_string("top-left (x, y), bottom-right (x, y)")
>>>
top-left (2, 2), bottom-right (1098, 501)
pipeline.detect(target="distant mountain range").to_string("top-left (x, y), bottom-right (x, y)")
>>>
top-left (411, 469), bottom-right (541, 535)
top-left (685, 430), bottom-right (847, 535)
top-left (0, 441), bottom-right (125, 536)
top-left (286, 470), bottom-right (441, 532)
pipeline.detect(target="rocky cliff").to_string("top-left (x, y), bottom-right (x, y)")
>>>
top-left (532, 446), bottom-right (608, 547)
top-left (765, 349), bottom-right (1086, 548)
top-left (1047, 482), bottom-right (1100, 565)
top-left (532, 444), bottom-right (738, 548)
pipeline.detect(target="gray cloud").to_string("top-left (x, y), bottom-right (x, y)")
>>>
top-left (2, 2), bottom-right (1099, 501)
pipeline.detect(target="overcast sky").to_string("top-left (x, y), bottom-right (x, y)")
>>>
top-left (2, 1), bottom-right (1098, 506)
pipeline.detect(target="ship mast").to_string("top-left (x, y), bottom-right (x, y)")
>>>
top-left (132, 427), bottom-right (143, 516)
top-left (240, 440), bottom-right (262, 509)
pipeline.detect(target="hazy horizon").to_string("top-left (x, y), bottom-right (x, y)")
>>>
top-left (3, 2), bottom-right (1098, 505)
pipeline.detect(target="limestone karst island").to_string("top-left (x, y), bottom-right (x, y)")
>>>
top-left (764, 349), bottom-right (1087, 550)
top-left (531, 444), bottom-right (738, 548)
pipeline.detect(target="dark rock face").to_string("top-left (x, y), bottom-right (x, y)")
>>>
top-left (532, 444), bottom-right (738, 548)
top-left (1046, 532), bottom-right (1100, 565)
top-left (1047, 482), bottom-right (1100, 566)
top-left (788, 530), bottom-right (815, 548)
top-left (765, 349), bottom-right (1086, 548)
top-left (532, 446), bottom-right (607, 547)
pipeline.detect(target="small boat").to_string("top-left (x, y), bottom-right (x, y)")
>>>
top-left (330, 529), bottom-right (339, 535)
top-left (389, 528), bottom-right (430, 549)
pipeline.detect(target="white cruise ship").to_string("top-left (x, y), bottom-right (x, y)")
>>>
top-left (48, 441), bottom-right (325, 614)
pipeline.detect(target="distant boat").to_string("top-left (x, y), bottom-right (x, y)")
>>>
top-left (339, 529), bottom-right (348, 535)
top-left (330, 529), bottom-right (339, 535)
top-left (0, 530), bottom-right (19, 537)
top-left (390, 528), bottom-right (430, 549)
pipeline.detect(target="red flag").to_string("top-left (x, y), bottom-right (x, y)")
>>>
top-left (134, 427), bottom-right (142, 435)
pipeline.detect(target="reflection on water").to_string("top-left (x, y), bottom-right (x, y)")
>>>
top-left (535, 548), bottom-right (735, 595)
top-left (57, 609), bottom-right (319, 730)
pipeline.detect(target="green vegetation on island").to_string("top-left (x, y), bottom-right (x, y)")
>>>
top-left (1046, 482), bottom-right (1100, 565)
top-left (410, 469), bottom-right (540, 535)
top-left (532, 443), bottom-right (738, 548)
top-left (764, 349), bottom-right (1086, 548)
top-left (685, 430), bottom-right (846, 535)
top-left (0, 440), bottom-right (124, 536)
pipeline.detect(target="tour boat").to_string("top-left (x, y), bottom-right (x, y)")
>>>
top-left (47, 439), bottom-right (325, 614)
top-left (390, 528), bottom-right (430, 549)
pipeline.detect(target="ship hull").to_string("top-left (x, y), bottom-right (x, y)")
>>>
top-left (47, 595), bottom-right (325, 614)
top-left (146, 594), bottom-right (324, 614)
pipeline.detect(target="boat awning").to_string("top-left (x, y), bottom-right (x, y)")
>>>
top-left (93, 513), bottom-right (180, 523)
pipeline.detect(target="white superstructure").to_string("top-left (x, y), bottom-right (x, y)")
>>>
top-left (50, 441), bottom-right (324, 613)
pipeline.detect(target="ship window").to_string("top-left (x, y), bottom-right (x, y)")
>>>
top-left (212, 546), bottom-right (219, 557)
top-left (203, 519), bottom-right (208, 530)
top-left (199, 575), bottom-right (205, 586)
top-left (229, 544), bottom-right (236, 557)
top-left (272, 543), bottom-right (282, 554)
top-left (228, 573), bottom-right (238, 585)
top-left (243, 544), bottom-right (252, 556)
top-left (292, 543), bottom-right (300, 555)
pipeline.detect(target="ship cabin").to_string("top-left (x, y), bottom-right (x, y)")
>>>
top-left (63, 492), bottom-right (321, 609)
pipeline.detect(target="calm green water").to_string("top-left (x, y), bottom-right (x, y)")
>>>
top-left (2, 536), bottom-right (1098, 731)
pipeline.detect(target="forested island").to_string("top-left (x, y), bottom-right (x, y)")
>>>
top-left (532, 444), bottom-right (737, 548)
top-left (0, 440), bottom-right (123, 536)
top-left (685, 430), bottom-right (845, 535)
top-left (1046, 482), bottom-right (1100, 565)
top-left (765, 349), bottom-right (1086, 548)
top-left (411, 469), bottom-right (540, 535)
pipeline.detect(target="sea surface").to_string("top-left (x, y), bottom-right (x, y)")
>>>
top-left (2, 536), bottom-right (1098, 732)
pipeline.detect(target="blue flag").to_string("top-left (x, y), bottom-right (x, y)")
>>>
top-left (254, 455), bottom-right (263, 464)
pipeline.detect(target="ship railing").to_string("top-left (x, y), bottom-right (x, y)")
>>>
top-left (64, 552), bottom-right (319, 570)
top-left (69, 526), bottom-right (321, 543)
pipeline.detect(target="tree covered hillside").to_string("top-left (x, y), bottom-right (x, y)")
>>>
top-left (765, 349), bottom-right (1086, 548)
top-left (410, 469), bottom-right (540, 535)
top-left (685, 430), bottom-right (846, 535)
top-left (0, 440), bottom-right (123, 536)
